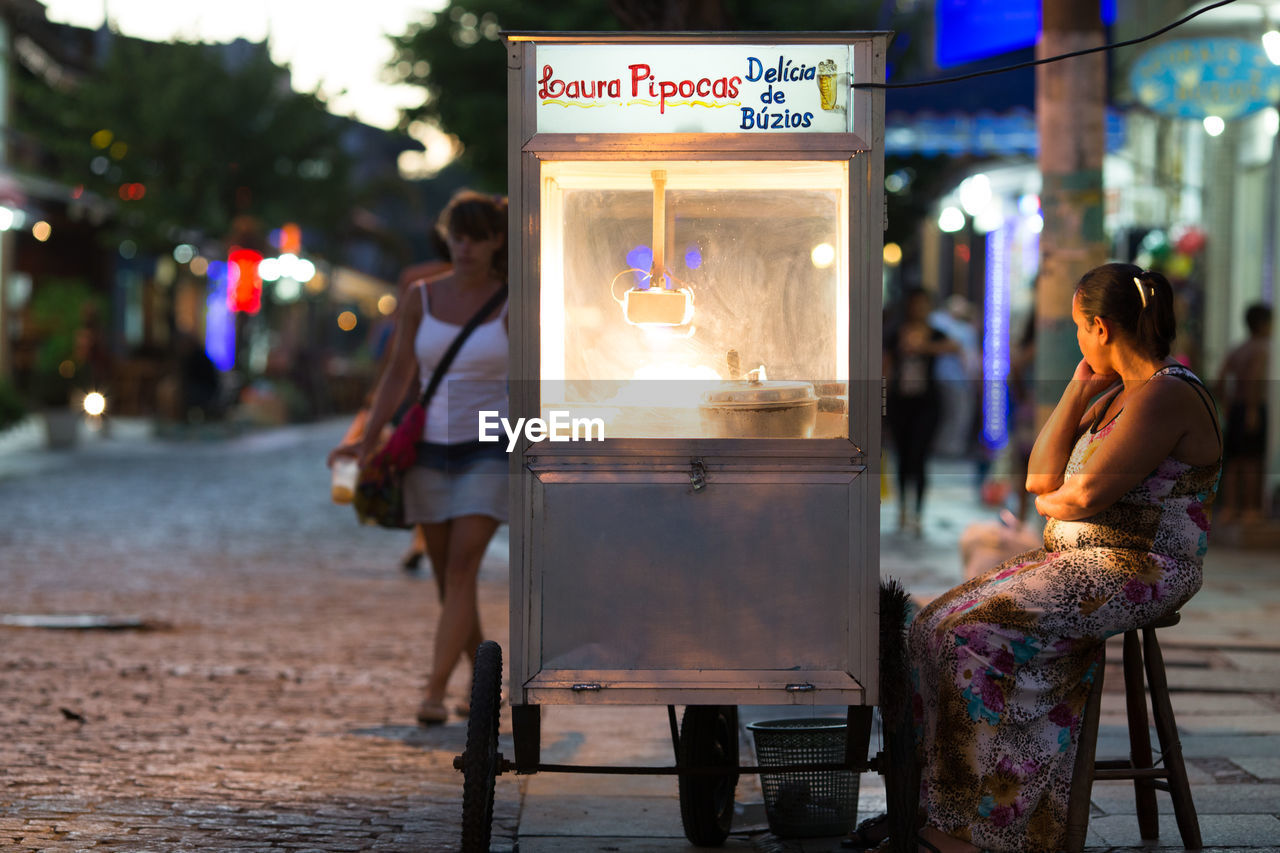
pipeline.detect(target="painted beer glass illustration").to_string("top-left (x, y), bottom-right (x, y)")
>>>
top-left (818, 58), bottom-right (838, 110)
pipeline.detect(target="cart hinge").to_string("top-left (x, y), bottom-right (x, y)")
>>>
top-left (571, 683), bottom-right (603, 692)
top-left (883, 196), bottom-right (889, 232)
top-left (785, 682), bottom-right (815, 692)
top-left (881, 378), bottom-right (887, 417)
top-left (688, 458), bottom-right (707, 492)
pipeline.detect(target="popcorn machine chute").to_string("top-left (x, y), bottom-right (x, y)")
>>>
top-left (456, 31), bottom-right (888, 851)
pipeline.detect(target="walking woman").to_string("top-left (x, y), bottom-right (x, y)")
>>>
top-left (329, 190), bottom-right (509, 725)
top-left (884, 288), bottom-right (960, 534)
top-left (902, 263), bottom-right (1221, 852)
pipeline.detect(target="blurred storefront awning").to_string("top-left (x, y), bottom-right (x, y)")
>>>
top-left (882, 57), bottom-right (1127, 158)
top-left (885, 106), bottom-right (1128, 157)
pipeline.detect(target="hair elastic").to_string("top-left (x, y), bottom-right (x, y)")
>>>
top-left (1133, 276), bottom-right (1148, 308)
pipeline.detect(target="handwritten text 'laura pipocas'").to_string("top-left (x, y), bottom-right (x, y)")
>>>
top-left (538, 54), bottom-right (831, 129)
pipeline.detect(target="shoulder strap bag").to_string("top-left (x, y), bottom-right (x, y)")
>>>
top-left (353, 283), bottom-right (508, 528)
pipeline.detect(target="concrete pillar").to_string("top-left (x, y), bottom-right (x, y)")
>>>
top-left (1035, 0), bottom-right (1108, 422)
top-left (1201, 123), bottom-right (1237, 379)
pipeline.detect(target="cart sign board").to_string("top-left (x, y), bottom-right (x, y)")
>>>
top-left (1129, 38), bottom-right (1280, 120)
top-left (535, 44), bottom-right (853, 133)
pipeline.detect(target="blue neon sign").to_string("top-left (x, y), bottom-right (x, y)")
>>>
top-left (936, 0), bottom-right (1117, 68)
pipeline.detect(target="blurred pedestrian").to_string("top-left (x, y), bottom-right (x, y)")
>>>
top-left (329, 190), bottom-right (509, 725)
top-left (884, 288), bottom-right (960, 534)
top-left (930, 294), bottom-right (981, 458)
top-left (1215, 302), bottom-right (1272, 523)
top-left (904, 263), bottom-right (1221, 853)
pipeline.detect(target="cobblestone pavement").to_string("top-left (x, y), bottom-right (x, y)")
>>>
top-left (0, 420), bottom-right (514, 851)
top-left (6, 424), bottom-right (1280, 852)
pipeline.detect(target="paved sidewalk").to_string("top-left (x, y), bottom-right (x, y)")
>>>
top-left (2, 420), bottom-right (1278, 851)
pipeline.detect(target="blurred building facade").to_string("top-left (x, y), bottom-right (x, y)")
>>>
top-left (884, 0), bottom-right (1280, 511)
top-left (0, 2), bottom-right (444, 426)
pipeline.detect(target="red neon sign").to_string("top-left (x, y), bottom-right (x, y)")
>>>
top-left (227, 247), bottom-right (263, 314)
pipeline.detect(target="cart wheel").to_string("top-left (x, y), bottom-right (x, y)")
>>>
top-left (460, 641), bottom-right (502, 853)
top-left (678, 705), bottom-right (739, 847)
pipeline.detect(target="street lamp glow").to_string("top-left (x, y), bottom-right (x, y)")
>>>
top-left (83, 392), bottom-right (106, 417)
top-left (1203, 115), bottom-right (1225, 136)
top-left (274, 276), bottom-right (301, 302)
top-left (883, 242), bottom-right (902, 266)
top-left (938, 206), bottom-right (966, 233)
top-left (0, 207), bottom-right (13, 231)
top-left (958, 174), bottom-right (991, 217)
top-left (258, 257), bottom-right (281, 281)
top-left (1264, 107), bottom-right (1279, 137)
top-left (1263, 29), bottom-right (1280, 65)
top-left (974, 204), bottom-right (1005, 234)
top-left (293, 258), bottom-right (316, 282)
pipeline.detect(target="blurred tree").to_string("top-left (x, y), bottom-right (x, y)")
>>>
top-left (388, 0), bottom-right (928, 192)
top-left (16, 36), bottom-right (354, 254)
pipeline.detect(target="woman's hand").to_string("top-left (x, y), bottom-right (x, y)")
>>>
top-left (1071, 358), bottom-right (1118, 400)
top-left (327, 442), bottom-right (361, 469)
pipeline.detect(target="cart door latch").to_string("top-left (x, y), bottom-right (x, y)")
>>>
top-left (785, 683), bottom-right (816, 692)
top-left (571, 683), bottom-right (603, 692)
top-left (689, 458), bottom-right (707, 492)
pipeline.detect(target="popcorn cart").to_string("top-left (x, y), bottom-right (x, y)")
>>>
top-left (456, 31), bottom-right (888, 850)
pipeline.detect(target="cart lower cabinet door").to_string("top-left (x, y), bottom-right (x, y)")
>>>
top-left (521, 460), bottom-right (876, 704)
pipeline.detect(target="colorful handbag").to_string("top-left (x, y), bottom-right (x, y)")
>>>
top-left (353, 285), bottom-right (508, 528)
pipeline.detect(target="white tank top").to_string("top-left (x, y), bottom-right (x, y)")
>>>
top-left (414, 283), bottom-right (508, 444)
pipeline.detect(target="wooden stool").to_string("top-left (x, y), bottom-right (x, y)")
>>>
top-left (1064, 612), bottom-right (1202, 852)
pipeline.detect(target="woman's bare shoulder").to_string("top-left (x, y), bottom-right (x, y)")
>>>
top-left (1133, 370), bottom-right (1215, 431)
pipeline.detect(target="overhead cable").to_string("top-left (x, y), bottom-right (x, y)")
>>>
top-left (854, 0), bottom-right (1243, 90)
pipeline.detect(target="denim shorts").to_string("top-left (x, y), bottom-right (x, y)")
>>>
top-left (403, 444), bottom-right (509, 524)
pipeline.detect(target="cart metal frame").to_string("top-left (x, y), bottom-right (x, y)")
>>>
top-left (458, 31), bottom-right (889, 851)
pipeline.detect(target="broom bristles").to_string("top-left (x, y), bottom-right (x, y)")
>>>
top-left (879, 577), bottom-right (913, 725)
top-left (879, 576), bottom-right (920, 853)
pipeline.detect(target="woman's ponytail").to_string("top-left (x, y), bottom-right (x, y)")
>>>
top-left (1133, 270), bottom-right (1176, 359)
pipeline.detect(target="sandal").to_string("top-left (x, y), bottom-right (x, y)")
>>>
top-left (841, 813), bottom-right (890, 849)
top-left (415, 700), bottom-right (448, 726)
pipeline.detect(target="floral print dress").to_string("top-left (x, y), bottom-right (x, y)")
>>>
top-left (907, 365), bottom-right (1220, 852)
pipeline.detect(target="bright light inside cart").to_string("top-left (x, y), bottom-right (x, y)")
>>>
top-left (540, 159), bottom-right (850, 439)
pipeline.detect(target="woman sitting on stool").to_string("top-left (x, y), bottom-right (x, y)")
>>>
top-left (855, 263), bottom-right (1222, 853)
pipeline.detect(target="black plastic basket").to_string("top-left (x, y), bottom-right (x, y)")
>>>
top-left (746, 717), bottom-right (859, 838)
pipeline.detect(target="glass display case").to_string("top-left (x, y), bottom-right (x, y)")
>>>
top-left (539, 159), bottom-right (850, 440)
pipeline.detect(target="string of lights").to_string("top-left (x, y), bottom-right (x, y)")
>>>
top-left (853, 0), bottom-right (1243, 90)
